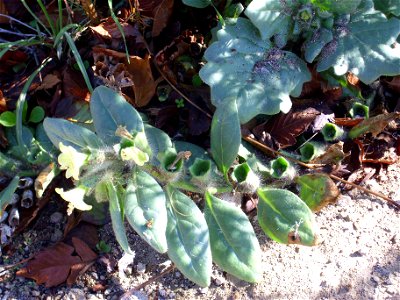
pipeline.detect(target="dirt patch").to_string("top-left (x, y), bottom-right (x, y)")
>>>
top-left (1, 164), bottom-right (399, 300)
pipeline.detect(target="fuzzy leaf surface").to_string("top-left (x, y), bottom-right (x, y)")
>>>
top-left (105, 182), bottom-right (133, 254)
top-left (244, 0), bottom-right (298, 40)
top-left (124, 168), bottom-right (168, 253)
top-left (317, 11), bottom-right (400, 83)
top-left (182, 0), bottom-right (211, 8)
top-left (200, 18), bottom-right (310, 123)
top-left (296, 173), bottom-right (340, 212)
top-left (90, 86), bottom-right (143, 145)
top-left (165, 186), bottom-right (212, 287)
top-left (257, 188), bottom-right (318, 246)
top-left (210, 99), bottom-right (241, 174)
top-left (43, 118), bottom-right (102, 151)
top-left (373, 0), bottom-right (400, 16)
top-left (204, 192), bottom-right (262, 282)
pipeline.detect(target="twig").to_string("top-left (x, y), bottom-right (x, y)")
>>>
top-left (243, 135), bottom-right (400, 210)
top-left (0, 14), bottom-right (43, 34)
top-left (0, 28), bottom-right (38, 38)
top-left (120, 264), bottom-right (175, 298)
top-left (153, 60), bottom-right (213, 119)
top-left (0, 256), bottom-right (33, 276)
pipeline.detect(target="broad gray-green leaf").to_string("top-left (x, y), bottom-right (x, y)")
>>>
top-left (0, 176), bottom-right (19, 213)
top-left (91, 86), bottom-right (143, 145)
top-left (182, 0), bottom-right (211, 8)
top-left (373, 0), bottom-right (400, 16)
top-left (144, 124), bottom-right (172, 165)
top-left (245, 0), bottom-right (298, 40)
top-left (210, 99), bottom-right (241, 174)
top-left (257, 188), bottom-right (318, 246)
top-left (311, 0), bottom-right (362, 14)
top-left (43, 118), bottom-right (102, 151)
top-left (165, 186), bottom-right (212, 287)
top-left (105, 181), bottom-right (133, 254)
top-left (317, 12), bottom-right (400, 83)
top-left (200, 18), bottom-right (310, 123)
top-left (124, 168), bottom-right (168, 253)
top-left (204, 192), bottom-right (262, 282)
top-left (304, 28), bottom-right (333, 63)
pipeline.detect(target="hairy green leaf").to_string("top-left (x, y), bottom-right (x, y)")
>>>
top-left (144, 124), bottom-right (173, 165)
top-left (124, 168), bottom-right (168, 253)
top-left (165, 186), bottom-right (212, 287)
top-left (245, 0), bottom-right (299, 40)
top-left (210, 99), bottom-right (241, 175)
top-left (296, 173), bottom-right (340, 212)
top-left (43, 118), bottom-right (102, 151)
top-left (182, 0), bottom-right (211, 8)
top-left (373, 0), bottom-right (400, 16)
top-left (200, 18), bottom-right (310, 123)
top-left (311, 0), bottom-right (362, 14)
top-left (257, 188), bottom-right (319, 246)
top-left (91, 86), bottom-right (143, 145)
top-left (105, 181), bottom-right (133, 254)
top-left (316, 12), bottom-right (400, 83)
top-left (0, 176), bottom-right (20, 213)
top-left (204, 192), bottom-right (262, 282)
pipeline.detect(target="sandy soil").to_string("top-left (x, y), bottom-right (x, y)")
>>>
top-left (1, 164), bottom-right (399, 300)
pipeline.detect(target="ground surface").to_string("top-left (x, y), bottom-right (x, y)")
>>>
top-left (0, 164), bottom-right (399, 300)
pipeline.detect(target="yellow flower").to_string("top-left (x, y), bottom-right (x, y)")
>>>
top-left (55, 186), bottom-right (92, 215)
top-left (58, 143), bottom-right (88, 180)
top-left (120, 146), bottom-right (149, 166)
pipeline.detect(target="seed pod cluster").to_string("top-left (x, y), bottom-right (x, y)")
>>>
top-left (0, 176), bottom-right (35, 252)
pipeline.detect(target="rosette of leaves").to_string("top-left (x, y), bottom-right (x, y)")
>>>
top-left (44, 86), bottom-right (320, 286)
top-left (245, 0), bottom-right (400, 83)
top-left (199, 18), bottom-right (311, 124)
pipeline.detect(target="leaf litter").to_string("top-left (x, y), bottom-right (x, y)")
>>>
top-left (0, 0), bottom-right (399, 297)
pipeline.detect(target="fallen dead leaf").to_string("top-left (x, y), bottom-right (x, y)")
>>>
top-left (347, 72), bottom-right (360, 86)
top-left (348, 112), bottom-right (400, 139)
top-left (383, 76), bottom-right (400, 94)
top-left (152, 0), bottom-right (174, 37)
top-left (253, 108), bottom-right (320, 149)
top-left (16, 237), bottom-right (97, 287)
top-left (311, 141), bottom-right (346, 166)
top-left (92, 47), bottom-right (156, 107)
top-left (36, 74), bottom-right (61, 91)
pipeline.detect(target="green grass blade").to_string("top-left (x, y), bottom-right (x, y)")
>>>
top-left (16, 57), bottom-right (52, 150)
top-left (20, 0), bottom-right (52, 36)
top-left (37, 0), bottom-right (57, 36)
top-left (53, 23), bottom-right (79, 46)
top-left (63, 32), bottom-right (93, 93)
top-left (107, 0), bottom-right (130, 63)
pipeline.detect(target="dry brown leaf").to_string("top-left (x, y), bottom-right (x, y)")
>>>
top-left (349, 112), bottom-right (400, 139)
top-left (16, 237), bottom-right (97, 288)
top-left (79, 0), bottom-right (98, 22)
top-left (36, 74), bottom-right (61, 91)
top-left (253, 108), bottom-right (320, 149)
top-left (347, 72), bottom-right (360, 86)
top-left (90, 18), bottom-right (141, 39)
top-left (310, 141), bottom-right (346, 165)
top-left (383, 76), bottom-right (400, 94)
top-left (92, 47), bottom-right (156, 107)
top-left (152, 0), bottom-right (174, 37)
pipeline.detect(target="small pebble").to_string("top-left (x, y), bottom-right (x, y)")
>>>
top-left (51, 229), bottom-right (63, 242)
top-left (136, 263), bottom-right (146, 274)
top-left (50, 212), bottom-right (63, 224)
top-left (174, 271), bottom-right (181, 278)
top-left (159, 289), bottom-right (167, 298)
top-left (31, 290), bottom-right (40, 297)
top-left (214, 277), bottom-right (224, 286)
top-left (198, 287), bottom-right (208, 294)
